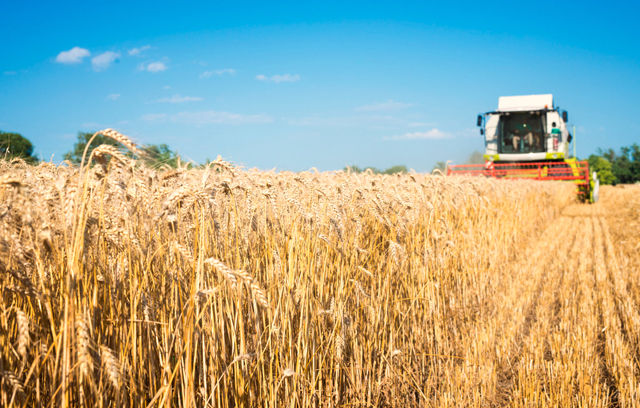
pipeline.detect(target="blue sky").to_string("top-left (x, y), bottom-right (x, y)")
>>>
top-left (1, 1), bottom-right (639, 171)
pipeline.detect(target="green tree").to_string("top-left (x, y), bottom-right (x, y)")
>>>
top-left (594, 143), bottom-right (640, 185)
top-left (587, 155), bottom-right (616, 185)
top-left (432, 161), bottom-right (446, 173)
top-left (64, 132), bottom-right (180, 168)
top-left (465, 150), bottom-right (485, 165)
top-left (142, 144), bottom-right (180, 168)
top-left (64, 131), bottom-right (125, 164)
top-left (382, 165), bottom-right (407, 175)
top-left (344, 165), bottom-right (364, 173)
top-left (0, 131), bottom-right (38, 163)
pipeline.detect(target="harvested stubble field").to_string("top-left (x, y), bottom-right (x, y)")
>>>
top-left (0, 137), bottom-right (639, 407)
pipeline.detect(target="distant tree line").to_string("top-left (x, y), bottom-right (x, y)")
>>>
top-left (63, 131), bottom-right (181, 168)
top-left (5, 130), bottom-right (639, 185)
top-left (344, 152), bottom-right (486, 175)
top-left (1, 130), bottom-right (182, 168)
top-left (588, 144), bottom-right (640, 185)
top-left (344, 165), bottom-right (409, 175)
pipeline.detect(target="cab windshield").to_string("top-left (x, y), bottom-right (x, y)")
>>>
top-left (498, 112), bottom-right (545, 153)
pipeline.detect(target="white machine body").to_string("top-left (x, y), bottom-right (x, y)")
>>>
top-left (480, 94), bottom-right (571, 162)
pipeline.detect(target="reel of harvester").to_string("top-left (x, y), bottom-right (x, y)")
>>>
top-left (447, 159), bottom-right (598, 203)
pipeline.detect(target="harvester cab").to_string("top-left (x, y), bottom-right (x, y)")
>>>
top-left (448, 94), bottom-right (598, 203)
top-left (480, 94), bottom-right (569, 163)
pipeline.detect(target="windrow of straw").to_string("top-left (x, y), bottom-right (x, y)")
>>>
top-left (0, 145), bottom-right (582, 407)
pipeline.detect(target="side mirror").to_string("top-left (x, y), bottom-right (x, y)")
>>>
top-left (477, 115), bottom-right (483, 127)
top-left (562, 111), bottom-right (568, 122)
top-left (480, 128), bottom-right (484, 135)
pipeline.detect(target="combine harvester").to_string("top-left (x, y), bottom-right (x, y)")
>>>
top-left (447, 94), bottom-right (599, 202)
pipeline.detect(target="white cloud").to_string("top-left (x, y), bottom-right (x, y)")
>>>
top-left (55, 46), bottom-right (90, 64)
top-left (142, 110), bottom-right (273, 125)
top-left (140, 61), bottom-right (167, 73)
top-left (3, 71), bottom-right (17, 75)
top-left (92, 51), bottom-right (120, 71)
top-left (107, 93), bottom-right (121, 100)
top-left (200, 68), bottom-right (235, 78)
top-left (128, 45), bottom-right (151, 56)
top-left (163, 85), bottom-right (171, 89)
top-left (384, 129), bottom-right (450, 140)
top-left (157, 94), bottom-right (203, 103)
top-left (255, 73), bottom-right (300, 83)
top-left (355, 100), bottom-right (412, 112)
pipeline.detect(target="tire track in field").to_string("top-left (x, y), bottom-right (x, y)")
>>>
top-left (499, 205), bottom-right (627, 407)
top-left (518, 216), bottom-right (578, 349)
top-left (599, 216), bottom-right (640, 369)
top-left (540, 211), bottom-right (591, 404)
top-left (499, 214), bottom-right (587, 407)
top-left (492, 216), bottom-right (580, 406)
top-left (591, 214), bottom-right (622, 407)
top-left (596, 216), bottom-right (640, 403)
top-left (561, 214), bottom-right (606, 406)
top-left (484, 197), bottom-right (640, 407)
top-left (541, 225), bottom-right (575, 362)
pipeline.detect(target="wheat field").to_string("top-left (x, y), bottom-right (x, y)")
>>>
top-left (0, 132), bottom-right (639, 407)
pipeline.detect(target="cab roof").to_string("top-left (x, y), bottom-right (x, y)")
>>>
top-left (497, 94), bottom-right (553, 112)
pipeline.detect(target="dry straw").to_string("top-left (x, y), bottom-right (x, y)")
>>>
top-left (1, 141), bottom-right (638, 407)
